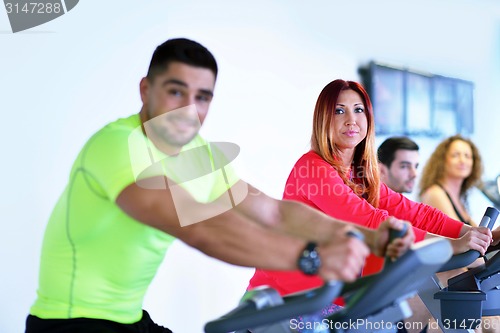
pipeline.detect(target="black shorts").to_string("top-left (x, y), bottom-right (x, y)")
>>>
top-left (25, 310), bottom-right (173, 333)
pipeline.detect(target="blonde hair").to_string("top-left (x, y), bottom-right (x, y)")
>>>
top-left (419, 135), bottom-right (483, 199)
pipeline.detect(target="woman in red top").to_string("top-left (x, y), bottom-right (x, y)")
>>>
top-left (248, 79), bottom-right (495, 297)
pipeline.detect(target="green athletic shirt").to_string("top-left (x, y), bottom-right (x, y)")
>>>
top-left (30, 114), bottom-right (241, 323)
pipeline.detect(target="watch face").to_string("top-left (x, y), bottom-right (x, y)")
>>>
top-left (298, 245), bottom-right (321, 275)
top-left (299, 257), bottom-right (318, 274)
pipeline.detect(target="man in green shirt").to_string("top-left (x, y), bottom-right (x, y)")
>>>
top-left (26, 38), bottom-right (414, 333)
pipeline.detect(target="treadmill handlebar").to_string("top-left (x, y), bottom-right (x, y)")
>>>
top-left (204, 227), bottom-right (408, 333)
top-left (479, 207), bottom-right (499, 229)
top-left (204, 230), bottom-right (369, 333)
top-left (438, 250), bottom-right (482, 272)
top-left (385, 223), bottom-right (409, 265)
top-left (389, 223), bottom-right (409, 241)
top-left (438, 207), bottom-right (499, 272)
top-left (204, 282), bottom-right (343, 333)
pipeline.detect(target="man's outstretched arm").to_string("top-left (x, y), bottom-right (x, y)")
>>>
top-left (116, 177), bottom-right (369, 281)
top-left (236, 184), bottom-right (414, 259)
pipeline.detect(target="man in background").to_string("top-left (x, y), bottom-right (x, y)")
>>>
top-left (378, 136), bottom-right (420, 194)
top-left (378, 137), bottom-right (439, 333)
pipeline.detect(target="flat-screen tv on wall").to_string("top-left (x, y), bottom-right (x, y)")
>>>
top-left (359, 62), bottom-right (474, 136)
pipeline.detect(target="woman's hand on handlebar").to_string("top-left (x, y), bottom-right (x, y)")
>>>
top-left (450, 226), bottom-right (492, 255)
top-left (372, 217), bottom-right (414, 259)
top-left (317, 225), bottom-right (370, 282)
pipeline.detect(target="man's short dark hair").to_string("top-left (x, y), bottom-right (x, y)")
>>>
top-left (147, 38), bottom-right (218, 81)
top-left (377, 136), bottom-right (419, 167)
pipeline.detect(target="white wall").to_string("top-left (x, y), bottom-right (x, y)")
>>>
top-left (1, 1), bottom-right (499, 332)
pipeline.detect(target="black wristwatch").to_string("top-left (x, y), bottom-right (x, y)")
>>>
top-left (297, 242), bottom-right (321, 275)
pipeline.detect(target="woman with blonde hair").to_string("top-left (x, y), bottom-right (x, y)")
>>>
top-left (419, 136), bottom-right (496, 333)
top-left (420, 135), bottom-right (484, 226)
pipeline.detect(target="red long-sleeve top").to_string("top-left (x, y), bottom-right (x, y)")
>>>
top-left (248, 151), bottom-right (464, 295)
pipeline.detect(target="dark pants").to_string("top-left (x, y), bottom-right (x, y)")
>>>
top-left (25, 310), bottom-right (173, 333)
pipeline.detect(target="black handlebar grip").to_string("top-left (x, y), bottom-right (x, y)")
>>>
top-left (438, 250), bottom-right (481, 272)
top-left (384, 223), bottom-right (409, 266)
top-left (389, 223), bottom-right (408, 242)
top-left (480, 207), bottom-right (500, 230)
